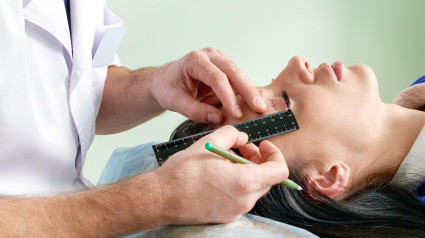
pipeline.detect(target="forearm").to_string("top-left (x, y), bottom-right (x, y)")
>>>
top-left (96, 65), bottom-right (167, 135)
top-left (0, 172), bottom-right (164, 237)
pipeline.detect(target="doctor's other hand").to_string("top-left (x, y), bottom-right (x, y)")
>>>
top-left (150, 48), bottom-right (267, 124)
top-left (150, 125), bottom-right (289, 225)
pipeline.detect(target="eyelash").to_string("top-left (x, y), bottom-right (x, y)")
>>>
top-left (270, 78), bottom-right (291, 109)
top-left (282, 90), bottom-right (291, 109)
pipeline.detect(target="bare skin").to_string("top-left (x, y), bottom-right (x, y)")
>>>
top-left (217, 56), bottom-right (425, 198)
top-left (0, 48), bottom-right (289, 237)
top-left (96, 48), bottom-right (267, 134)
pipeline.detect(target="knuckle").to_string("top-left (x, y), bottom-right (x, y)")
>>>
top-left (233, 71), bottom-right (249, 83)
top-left (226, 55), bottom-right (234, 62)
top-left (217, 52), bottom-right (234, 63)
top-left (229, 65), bottom-right (240, 74)
top-left (221, 125), bottom-right (237, 133)
top-left (234, 179), bottom-right (252, 194)
top-left (186, 104), bottom-right (200, 122)
top-left (203, 131), bottom-right (218, 143)
top-left (216, 49), bottom-right (225, 56)
top-left (226, 67), bottom-right (246, 82)
top-left (202, 47), bottom-right (216, 53)
top-left (186, 50), bottom-right (204, 61)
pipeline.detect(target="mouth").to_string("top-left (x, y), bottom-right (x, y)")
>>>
top-left (331, 61), bottom-right (344, 81)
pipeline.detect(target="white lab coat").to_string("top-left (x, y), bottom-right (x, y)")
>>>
top-left (0, 0), bottom-right (122, 195)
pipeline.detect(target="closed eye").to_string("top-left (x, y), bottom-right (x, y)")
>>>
top-left (282, 90), bottom-right (291, 109)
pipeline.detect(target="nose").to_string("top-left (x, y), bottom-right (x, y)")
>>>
top-left (288, 56), bottom-right (314, 84)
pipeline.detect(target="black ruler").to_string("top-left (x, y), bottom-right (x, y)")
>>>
top-left (152, 109), bottom-right (299, 165)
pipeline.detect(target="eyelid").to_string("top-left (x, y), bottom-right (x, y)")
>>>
top-left (282, 90), bottom-right (291, 109)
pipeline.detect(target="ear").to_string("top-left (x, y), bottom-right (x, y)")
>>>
top-left (310, 161), bottom-right (350, 199)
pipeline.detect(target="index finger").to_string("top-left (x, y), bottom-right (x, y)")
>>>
top-left (188, 56), bottom-right (242, 119)
top-left (210, 53), bottom-right (267, 114)
top-left (252, 141), bottom-right (289, 187)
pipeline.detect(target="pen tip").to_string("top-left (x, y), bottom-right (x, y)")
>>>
top-left (297, 187), bottom-right (303, 191)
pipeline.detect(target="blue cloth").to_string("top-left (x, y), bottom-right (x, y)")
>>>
top-left (98, 142), bottom-right (160, 185)
top-left (417, 182), bottom-right (425, 205)
top-left (99, 142), bottom-right (318, 237)
top-left (410, 75), bottom-right (425, 86)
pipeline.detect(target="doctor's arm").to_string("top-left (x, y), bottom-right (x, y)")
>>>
top-left (0, 174), bottom-right (161, 237)
top-left (0, 127), bottom-right (288, 237)
top-left (96, 48), bottom-right (266, 134)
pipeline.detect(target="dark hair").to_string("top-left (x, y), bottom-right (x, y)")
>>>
top-left (170, 119), bottom-right (425, 238)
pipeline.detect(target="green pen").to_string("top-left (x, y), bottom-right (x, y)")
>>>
top-left (205, 142), bottom-right (303, 191)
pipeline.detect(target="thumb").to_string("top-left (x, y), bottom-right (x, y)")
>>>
top-left (255, 140), bottom-right (289, 186)
top-left (194, 125), bottom-right (249, 152)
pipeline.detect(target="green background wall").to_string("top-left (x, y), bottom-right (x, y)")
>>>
top-left (85, 0), bottom-right (425, 184)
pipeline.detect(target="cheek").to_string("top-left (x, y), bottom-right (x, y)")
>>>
top-left (269, 124), bottom-right (335, 156)
top-left (266, 132), bottom-right (307, 160)
top-left (270, 68), bottom-right (296, 91)
top-left (345, 64), bottom-right (380, 104)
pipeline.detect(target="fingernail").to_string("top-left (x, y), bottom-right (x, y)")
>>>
top-left (233, 105), bottom-right (243, 118)
top-left (207, 113), bottom-right (219, 124)
top-left (254, 96), bottom-right (267, 110)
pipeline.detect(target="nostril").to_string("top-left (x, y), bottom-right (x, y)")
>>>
top-left (287, 56), bottom-right (315, 84)
top-left (305, 61), bottom-right (312, 74)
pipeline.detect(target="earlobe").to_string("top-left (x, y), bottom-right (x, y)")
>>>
top-left (310, 162), bottom-right (350, 199)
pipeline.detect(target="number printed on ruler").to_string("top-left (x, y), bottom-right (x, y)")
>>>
top-left (153, 109), bottom-right (299, 165)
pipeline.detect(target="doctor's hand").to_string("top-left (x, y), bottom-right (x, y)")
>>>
top-left (150, 48), bottom-right (267, 124)
top-left (150, 126), bottom-right (289, 225)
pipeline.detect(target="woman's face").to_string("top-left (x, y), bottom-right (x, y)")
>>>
top-left (219, 56), bottom-right (382, 175)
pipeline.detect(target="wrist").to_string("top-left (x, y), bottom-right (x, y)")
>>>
top-left (133, 65), bottom-right (164, 108)
top-left (145, 62), bottom-right (175, 110)
top-left (121, 171), bottom-right (167, 228)
top-left (136, 67), bottom-right (157, 106)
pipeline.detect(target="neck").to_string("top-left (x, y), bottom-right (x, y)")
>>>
top-left (364, 104), bottom-right (425, 183)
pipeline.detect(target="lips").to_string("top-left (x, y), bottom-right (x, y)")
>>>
top-left (331, 61), bottom-right (344, 81)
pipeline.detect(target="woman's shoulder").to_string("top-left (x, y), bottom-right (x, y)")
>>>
top-left (392, 75), bottom-right (425, 110)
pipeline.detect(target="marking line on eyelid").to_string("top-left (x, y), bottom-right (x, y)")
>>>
top-left (271, 99), bottom-right (278, 111)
